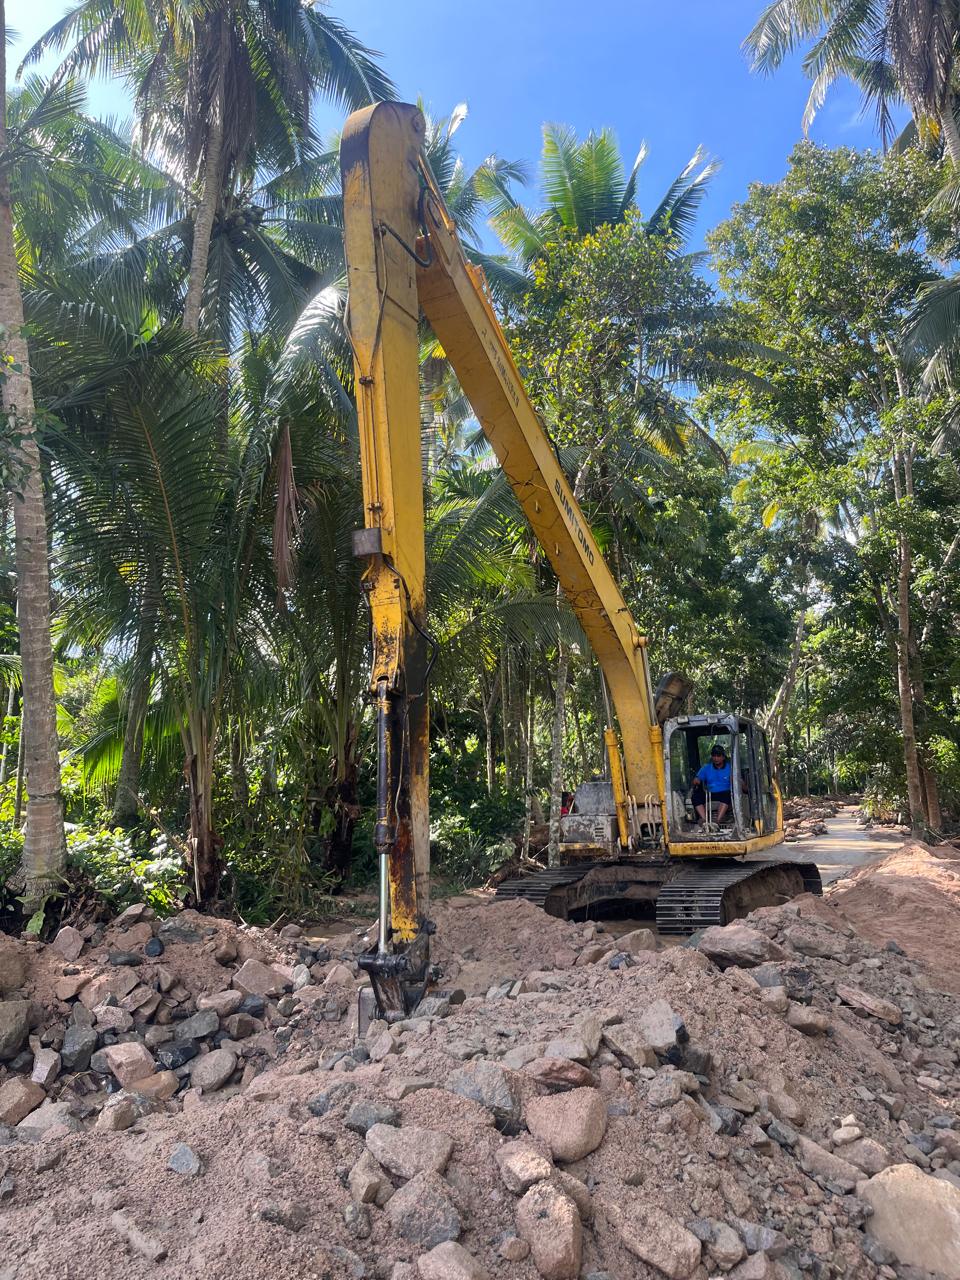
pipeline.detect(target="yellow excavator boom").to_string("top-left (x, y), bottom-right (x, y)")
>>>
top-left (341, 101), bottom-right (671, 1012)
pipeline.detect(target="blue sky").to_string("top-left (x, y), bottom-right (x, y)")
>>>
top-left (8, 0), bottom-right (898, 249)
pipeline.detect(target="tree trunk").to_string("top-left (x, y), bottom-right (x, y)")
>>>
top-left (481, 670), bottom-right (499, 796)
top-left (765, 580), bottom-right (809, 768)
top-left (111, 581), bottom-right (160, 826)
top-left (181, 21), bottom-right (227, 334)
top-left (547, 640), bottom-right (569, 868)
top-left (228, 718), bottom-right (253, 833)
top-left (521, 667), bottom-right (536, 861)
top-left (13, 715), bottom-right (24, 827)
top-left (184, 727), bottom-right (220, 904)
top-left (894, 534), bottom-right (927, 832)
top-left (326, 725), bottom-right (360, 883)
top-left (0, 681), bottom-right (16, 785)
top-left (500, 649), bottom-right (511, 790)
top-left (941, 101), bottom-right (960, 166)
top-left (111, 668), bottom-right (149, 826)
top-left (0, 3), bottom-right (66, 906)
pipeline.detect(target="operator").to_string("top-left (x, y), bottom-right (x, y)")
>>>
top-left (692, 744), bottom-right (735, 822)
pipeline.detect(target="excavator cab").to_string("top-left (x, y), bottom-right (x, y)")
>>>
top-left (664, 713), bottom-right (781, 844)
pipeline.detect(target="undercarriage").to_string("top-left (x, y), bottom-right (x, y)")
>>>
top-left (493, 856), bottom-right (823, 935)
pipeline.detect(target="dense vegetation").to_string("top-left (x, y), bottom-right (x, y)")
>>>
top-left (0, 0), bottom-right (957, 927)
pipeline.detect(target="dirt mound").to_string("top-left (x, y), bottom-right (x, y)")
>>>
top-left (824, 839), bottom-right (960, 992)
top-left (0, 845), bottom-right (959, 1279)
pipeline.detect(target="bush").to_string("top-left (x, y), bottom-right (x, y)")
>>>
top-left (65, 826), bottom-right (187, 915)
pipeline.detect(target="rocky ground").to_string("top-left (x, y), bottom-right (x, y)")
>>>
top-left (781, 798), bottom-right (844, 842)
top-left (0, 838), bottom-right (959, 1280)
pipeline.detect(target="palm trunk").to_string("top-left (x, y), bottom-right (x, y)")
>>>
top-left (0, 3), bottom-right (66, 906)
top-left (13, 716), bottom-right (24, 827)
top-left (521, 665), bottom-right (536, 861)
top-left (765, 580), bottom-right (809, 769)
top-left (0, 681), bottom-right (16, 785)
top-left (895, 534), bottom-right (926, 832)
top-left (111, 614), bottom-right (155, 829)
top-left (500, 648), bottom-right (511, 789)
top-left (111, 667), bottom-right (149, 826)
top-left (181, 22), bottom-right (227, 334)
top-left (941, 101), bottom-right (960, 166)
top-left (547, 639), bottom-right (569, 868)
top-left (481, 671), bottom-right (499, 796)
top-left (183, 717), bottom-right (220, 904)
top-left (326, 724), bottom-right (360, 882)
top-left (229, 717), bottom-right (253, 832)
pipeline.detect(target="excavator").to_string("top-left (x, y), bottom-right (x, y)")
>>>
top-left (340, 102), bottom-right (821, 1019)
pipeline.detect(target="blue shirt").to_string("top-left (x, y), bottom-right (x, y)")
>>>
top-left (696, 761), bottom-right (731, 792)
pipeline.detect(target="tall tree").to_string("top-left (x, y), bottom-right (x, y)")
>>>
top-left (710, 143), bottom-right (952, 831)
top-left (22, 0), bottom-right (394, 333)
top-left (745, 0), bottom-right (960, 158)
top-left (0, 31), bottom-right (67, 908)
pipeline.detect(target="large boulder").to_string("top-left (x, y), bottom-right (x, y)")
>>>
top-left (417, 1242), bottom-right (489, 1280)
top-left (861, 1163), bottom-right (960, 1275)
top-left (698, 926), bottom-right (786, 969)
top-left (366, 1123), bottom-right (453, 1179)
top-left (447, 1060), bottom-right (521, 1129)
top-left (515, 1181), bottom-right (581, 1280)
top-left (0, 941), bottom-right (26, 994)
top-left (0, 1077), bottom-right (45, 1126)
top-left (102, 1042), bottom-right (156, 1088)
top-left (834, 983), bottom-right (902, 1025)
top-left (231, 958), bottom-right (288, 997)
top-left (0, 1000), bottom-right (29, 1059)
top-left (524, 1088), bottom-right (607, 1162)
top-left (385, 1172), bottom-right (461, 1249)
top-left (598, 1195), bottom-right (701, 1279)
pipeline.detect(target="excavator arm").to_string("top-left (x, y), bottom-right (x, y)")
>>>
top-left (341, 102), bottom-right (666, 1015)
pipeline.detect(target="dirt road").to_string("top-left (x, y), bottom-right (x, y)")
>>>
top-left (790, 805), bottom-right (904, 886)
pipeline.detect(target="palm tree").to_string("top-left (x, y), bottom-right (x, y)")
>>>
top-left (0, 66), bottom-right (152, 909)
top-left (478, 122), bottom-right (717, 263)
top-left (0, 37), bottom-right (65, 911)
top-left (22, 0), bottom-right (394, 333)
top-left (744, 0), bottom-right (960, 160)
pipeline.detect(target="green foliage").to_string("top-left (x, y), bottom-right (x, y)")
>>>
top-left (65, 827), bottom-right (187, 914)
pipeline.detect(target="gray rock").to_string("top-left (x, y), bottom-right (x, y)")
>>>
top-left (168, 1143), bottom-right (202, 1177)
top-left (16, 1100), bottom-right (80, 1137)
top-left (108, 951), bottom-right (142, 967)
top-left (61, 1023), bottom-right (97, 1071)
top-left (639, 999), bottom-right (687, 1057)
top-left (157, 1042), bottom-right (197, 1070)
top-left (732, 1218), bottom-right (789, 1258)
top-left (307, 1082), bottom-right (355, 1116)
top-left (31, 1049), bottom-right (60, 1087)
top-left (189, 1047), bottom-right (236, 1092)
top-left (647, 1073), bottom-right (683, 1107)
top-left (343, 1201), bottom-right (371, 1240)
top-left (260, 1200), bottom-right (309, 1232)
top-left (447, 1059), bottom-right (521, 1129)
top-left (174, 1009), bottom-right (220, 1041)
top-left (0, 1001), bottom-right (29, 1060)
top-left (344, 1099), bottom-right (400, 1135)
top-left (157, 918), bottom-right (202, 945)
top-left (698, 925), bottom-right (786, 969)
top-left (50, 925), bottom-right (84, 961)
top-left (767, 1119), bottom-right (798, 1148)
top-left (385, 1171), bottom-right (461, 1249)
top-left (365, 1123), bottom-right (453, 1179)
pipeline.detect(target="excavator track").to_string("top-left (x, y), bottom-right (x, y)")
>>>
top-left (493, 862), bottom-right (607, 908)
top-left (493, 857), bottom-right (822, 935)
top-left (655, 859), bottom-right (823, 935)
